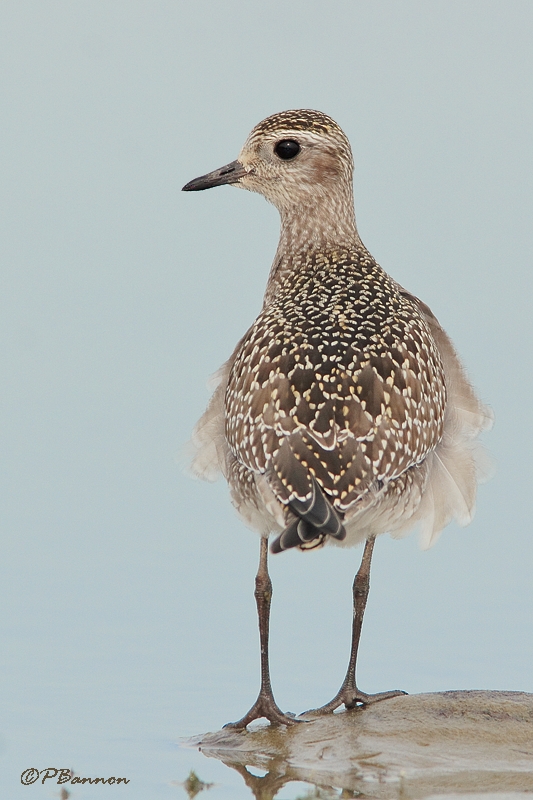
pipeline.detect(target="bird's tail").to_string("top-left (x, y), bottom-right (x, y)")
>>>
top-left (270, 478), bottom-right (346, 553)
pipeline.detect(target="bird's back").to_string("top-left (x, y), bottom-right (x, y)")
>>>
top-left (226, 245), bottom-right (445, 511)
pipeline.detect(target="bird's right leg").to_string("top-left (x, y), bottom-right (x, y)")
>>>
top-left (224, 536), bottom-right (299, 728)
top-left (305, 536), bottom-right (405, 715)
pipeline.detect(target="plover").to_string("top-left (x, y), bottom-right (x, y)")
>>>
top-left (183, 110), bottom-right (492, 727)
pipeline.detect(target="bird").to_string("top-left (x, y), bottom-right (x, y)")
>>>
top-left (182, 109), bottom-right (492, 728)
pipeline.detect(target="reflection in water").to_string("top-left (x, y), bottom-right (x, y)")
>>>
top-left (218, 760), bottom-right (295, 800)
top-left (180, 770), bottom-right (215, 799)
top-left (215, 761), bottom-right (358, 800)
top-left (209, 754), bottom-right (533, 799)
top-left (188, 692), bottom-right (533, 799)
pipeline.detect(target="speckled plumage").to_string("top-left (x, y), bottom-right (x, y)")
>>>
top-left (189, 110), bottom-right (492, 554)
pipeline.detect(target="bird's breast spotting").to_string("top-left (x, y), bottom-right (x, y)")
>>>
top-left (224, 248), bottom-right (446, 512)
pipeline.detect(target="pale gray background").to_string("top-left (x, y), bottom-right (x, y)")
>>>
top-left (0, 1), bottom-right (531, 798)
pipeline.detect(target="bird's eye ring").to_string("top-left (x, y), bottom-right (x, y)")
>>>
top-left (274, 140), bottom-right (301, 160)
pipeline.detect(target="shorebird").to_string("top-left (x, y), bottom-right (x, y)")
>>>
top-left (183, 110), bottom-right (491, 728)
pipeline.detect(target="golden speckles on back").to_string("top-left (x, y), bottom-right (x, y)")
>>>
top-left (225, 246), bottom-right (446, 512)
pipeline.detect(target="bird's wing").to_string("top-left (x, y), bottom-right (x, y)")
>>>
top-left (225, 294), bottom-right (446, 515)
top-left (398, 289), bottom-right (493, 436)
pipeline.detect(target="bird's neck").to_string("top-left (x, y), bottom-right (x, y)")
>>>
top-left (264, 190), bottom-right (361, 305)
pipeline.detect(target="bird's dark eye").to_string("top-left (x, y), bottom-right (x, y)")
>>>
top-left (274, 139), bottom-right (301, 160)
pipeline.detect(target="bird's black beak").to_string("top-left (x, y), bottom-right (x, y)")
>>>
top-left (182, 159), bottom-right (249, 191)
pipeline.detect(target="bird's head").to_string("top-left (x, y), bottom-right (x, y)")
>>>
top-left (183, 109), bottom-right (355, 214)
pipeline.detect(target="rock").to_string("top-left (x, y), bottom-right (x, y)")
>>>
top-left (190, 691), bottom-right (533, 797)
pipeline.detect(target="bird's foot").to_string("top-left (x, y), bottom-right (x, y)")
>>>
top-left (224, 691), bottom-right (302, 729)
top-left (301, 686), bottom-right (406, 717)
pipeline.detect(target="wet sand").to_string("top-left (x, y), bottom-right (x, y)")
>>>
top-left (190, 691), bottom-right (533, 798)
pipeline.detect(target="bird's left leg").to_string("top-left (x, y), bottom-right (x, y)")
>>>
top-left (224, 536), bottom-right (299, 728)
top-left (304, 536), bottom-right (406, 715)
